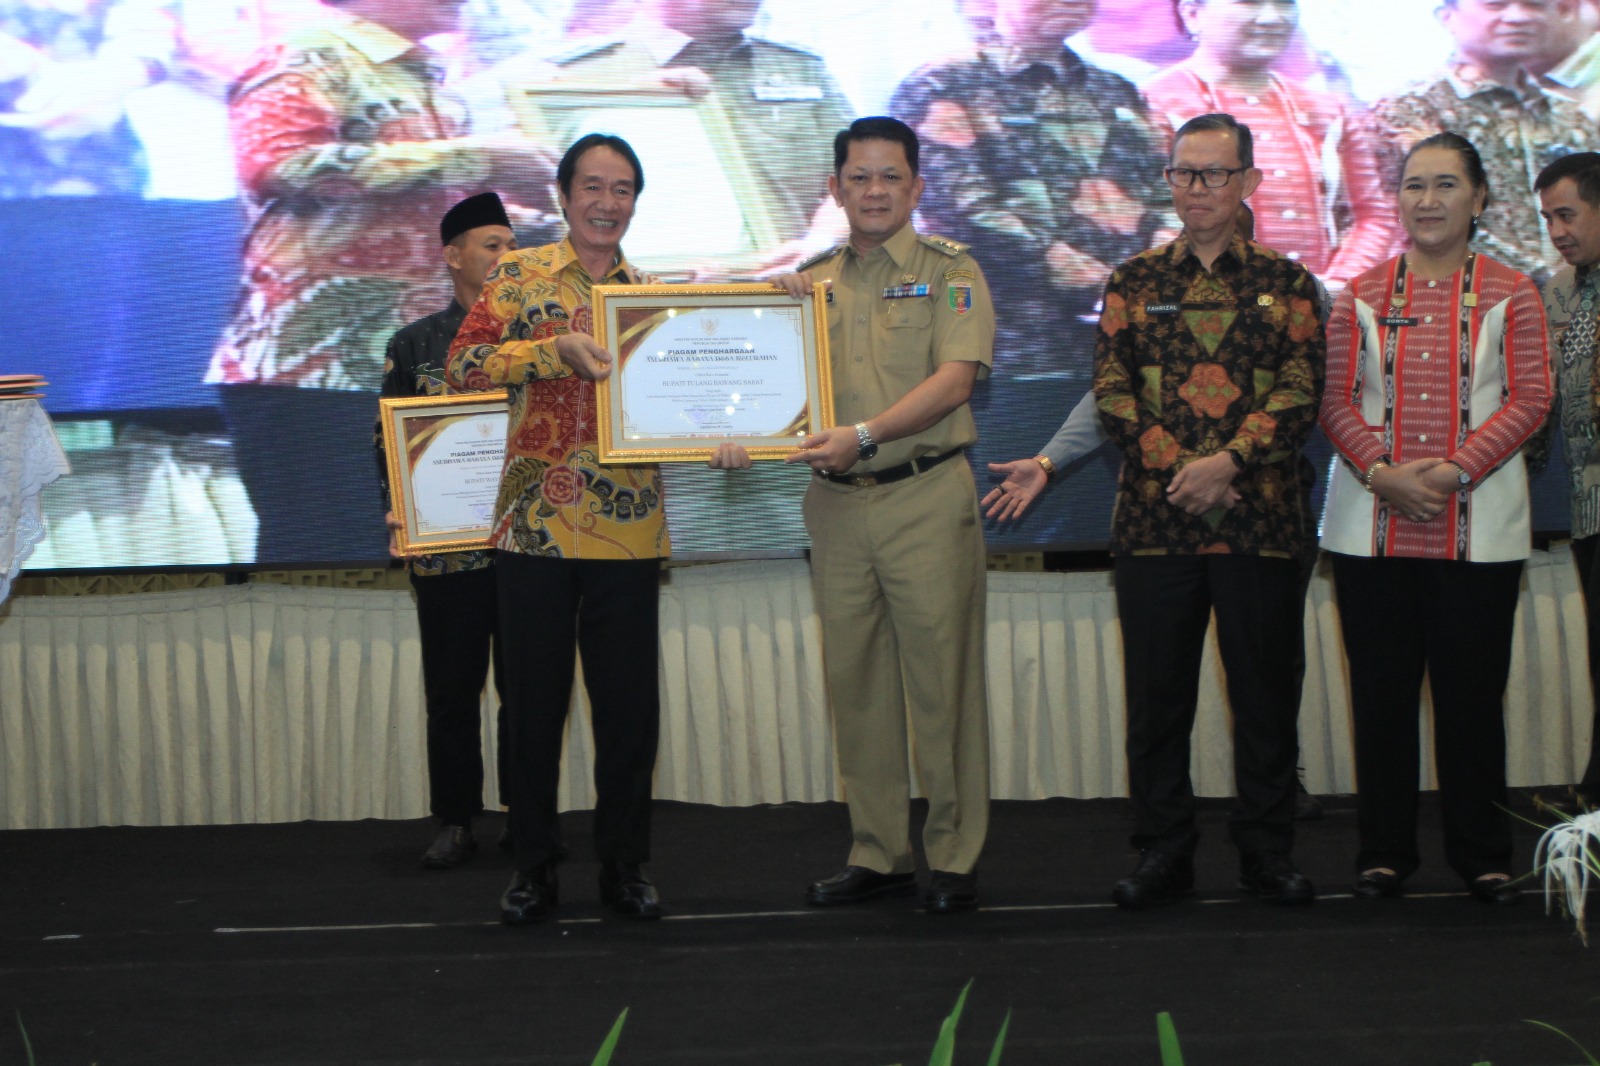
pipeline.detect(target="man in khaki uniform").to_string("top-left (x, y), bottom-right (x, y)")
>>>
top-left (545, 0), bottom-right (853, 269)
top-left (763, 117), bottom-right (995, 914)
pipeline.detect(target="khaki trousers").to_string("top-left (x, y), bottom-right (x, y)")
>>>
top-left (803, 457), bottom-right (990, 875)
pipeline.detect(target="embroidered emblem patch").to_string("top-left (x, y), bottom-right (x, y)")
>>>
top-left (949, 283), bottom-right (973, 315)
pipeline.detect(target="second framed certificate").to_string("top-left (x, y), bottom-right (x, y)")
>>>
top-left (379, 392), bottom-right (508, 555)
top-left (593, 283), bottom-right (833, 462)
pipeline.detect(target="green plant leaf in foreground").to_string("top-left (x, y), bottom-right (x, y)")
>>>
top-left (1157, 1011), bottom-right (1184, 1066)
top-left (928, 980), bottom-right (974, 1066)
top-left (590, 1008), bottom-right (628, 1066)
top-left (1523, 1019), bottom-right (1600, 1065)
top-left (986, 1009), bottom-right (1012, 1066)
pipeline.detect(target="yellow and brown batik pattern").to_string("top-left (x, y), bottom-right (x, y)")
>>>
top-left (1093, 233), bottom-right (1324, 558)
top-left (445, 240), bottom-right (667, 562)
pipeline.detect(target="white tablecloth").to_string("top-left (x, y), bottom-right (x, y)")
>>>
top-left (0, 399), bottom-right (70, 604)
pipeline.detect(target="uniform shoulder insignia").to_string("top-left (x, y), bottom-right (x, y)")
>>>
top-left (548, 35), bottom-right (624, 65)
top-left (918, 234), bottom-right (968, 258)
top-left (796, 246), bottom-right (843, 272)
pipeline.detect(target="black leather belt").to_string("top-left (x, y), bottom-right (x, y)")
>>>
top-left (815, 448), bottom-right (962, 488)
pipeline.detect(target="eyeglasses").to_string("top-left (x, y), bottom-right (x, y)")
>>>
top-left (1163, 166), bottom-right (1250, 189)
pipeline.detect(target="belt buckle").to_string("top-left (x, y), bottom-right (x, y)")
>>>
top-left (852, 473), bottom-right (878, 488)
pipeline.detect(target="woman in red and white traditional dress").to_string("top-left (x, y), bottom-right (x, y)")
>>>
top-left (1319, 132), bottom-right (1550, 905)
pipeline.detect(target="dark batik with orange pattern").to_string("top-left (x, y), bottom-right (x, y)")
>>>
top-left (1093, 233), bottom-right (1324, 558)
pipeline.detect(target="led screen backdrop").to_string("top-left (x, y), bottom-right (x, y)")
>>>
top-left (2, 0), bottom-right (1589, 569)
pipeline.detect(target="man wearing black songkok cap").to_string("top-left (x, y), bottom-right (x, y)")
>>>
top-left (377, 190), bottom-right (518, 869)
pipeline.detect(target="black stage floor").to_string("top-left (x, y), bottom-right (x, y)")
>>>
top-left (3, 792), bottom-right (1598, 1065)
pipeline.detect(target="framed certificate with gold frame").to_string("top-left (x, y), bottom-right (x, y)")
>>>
top-left (593, 283), bottom-right (833, 463)
top-left (379, 392), bottom-right (508, 555)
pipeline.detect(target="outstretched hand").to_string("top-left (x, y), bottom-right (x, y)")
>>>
top-left (981, 459), bottom-right (1049, 522)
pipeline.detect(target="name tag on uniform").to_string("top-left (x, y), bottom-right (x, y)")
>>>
top-left (882, 284), bottom-right (929, 299)
top-left (1146, 303), bottom-right (1180, 314)
top-left (753, 84), bottom-right (824, 102)
top-left (1379, 316), bottom-right (1418, 327)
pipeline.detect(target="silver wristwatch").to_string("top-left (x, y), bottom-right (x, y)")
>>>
top-left (853, 422), bottom-right (879, 461)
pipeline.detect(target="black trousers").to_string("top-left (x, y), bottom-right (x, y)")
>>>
top-left (411, 566), bottom-right (505, 827)
top-left (1328, 553), bottom-right (1522, 881)
top-left (497, 551), bottom-right (660, 872)
top-left (1565, 536), bottom-right (1600, 797)
top-left (1113, 554), bottom-right (1305, 857)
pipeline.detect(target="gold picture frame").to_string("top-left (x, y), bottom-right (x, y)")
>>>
top-left (379, 392), bottom-right (508, 555)
top-left (592, 283), bottom-right (833, 463)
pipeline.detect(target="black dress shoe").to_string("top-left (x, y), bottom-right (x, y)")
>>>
top-left (599, 861), bottom-right (663, 920)
top-left (1467, 874), bottom-right (1522, 906)
top-left (421, 825), bottom-right (477, 870)
top-left (1353, 868), bottom-right (1404, 899)
top-left (924, 870), bottom-right (978, 914)
top-left (500, 865), bottom-right (559, 925)
top-left (1238, 851), bottom-right (1315, 905)
top-left (806, 865), bottom-right (917, 905)
top-left (1112, 850), bottom-right (1194, 910)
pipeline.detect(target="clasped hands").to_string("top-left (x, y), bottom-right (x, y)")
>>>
top-left (1369, 457), bottom-right (1460, 523)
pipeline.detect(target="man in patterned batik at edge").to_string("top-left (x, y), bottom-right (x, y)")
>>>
top-left (888, 0), bottom-right (1176, 383)
top-left (377, 191), bottom-right (519, 872)
top-left (206, 0), bottom-right (555, 563)
top-left (1369, 0), bottom-right (1591, 285)
top-left (1527, 152), bottom-right (1600, 809)
top-left (1141, 0), bottom-right (1399, 287)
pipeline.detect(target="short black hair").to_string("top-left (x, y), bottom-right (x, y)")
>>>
top-left (1172, 112), bottom-right (1254, 169)
top-left (1401, 131), bottom-right (1490, 238)
top-left (833, 116), bottom-right (920, 177)
top-left (556, 133), bottom-right (644, 200)
top-left (1535, 150), bottom-right (1600, 210)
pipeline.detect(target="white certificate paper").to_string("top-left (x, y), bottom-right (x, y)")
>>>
top-left (619, 306), bottom-right (808, 440)
top-left (408, 412), bottom-right (506, 536)
top-left (594, 284), bottom-right (833, 463)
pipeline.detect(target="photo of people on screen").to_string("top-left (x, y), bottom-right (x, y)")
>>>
top-left (5, 0), bottom-right (1591, 570)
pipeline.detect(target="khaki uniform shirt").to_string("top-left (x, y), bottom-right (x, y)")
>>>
top-left (801, 224), bottom-right (994, 473)
top-left (1547, 32), bottom-right (1600, 118)
top-left (551, 23), bottom-right (853, 241)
